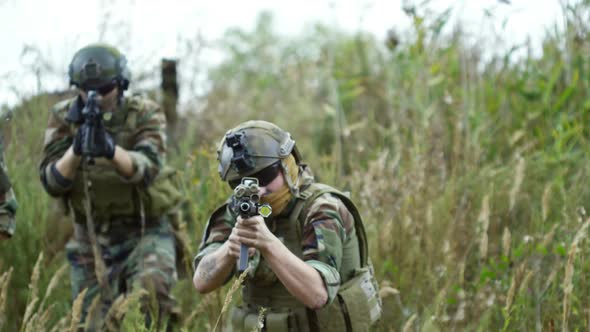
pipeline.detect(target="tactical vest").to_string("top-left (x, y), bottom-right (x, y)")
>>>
top-left (228, 183), bottom-right (382, 332)
top-left (65, 97), bottom-right (184, 222)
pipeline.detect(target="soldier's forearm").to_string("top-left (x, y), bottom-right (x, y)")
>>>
top-left (262, 238), bottom-right (328, 309)
top-left (55, 146), bottom-right (82, 180)
top-left (193, 242), bottom-right (235, 293)
top-left (111, 146), bottom-right (135, 178)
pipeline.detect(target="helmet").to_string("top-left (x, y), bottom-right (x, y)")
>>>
top-left (217, 120), bottom-right (302, 182)
top-left (68, 43), bottom-right (130, 91)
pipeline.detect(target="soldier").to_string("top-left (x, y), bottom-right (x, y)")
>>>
top-left (39, 43), bottom-right (179, 330)
top-left (193, 120), bottom-right (382, 331)
top-left (0, 139), bottom-right (17, 240)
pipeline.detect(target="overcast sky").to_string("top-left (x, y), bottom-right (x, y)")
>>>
top-left (0, 0), bottom-right (567, 107)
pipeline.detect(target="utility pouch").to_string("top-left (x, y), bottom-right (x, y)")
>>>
top-left (243, 313), bottom-right (259, 331)
top-left (231, 306), bottom-right (299, 332)
top-left (316, 263), bottom-right (382, 332)
top-left (229, 306), bottom-right (248, 332)
top-left (230, 306), bottom-right (262, 331)
top-left (266, 311), bottom-right (298, 332)
top-left (140, 166), bottom-right (184, 217)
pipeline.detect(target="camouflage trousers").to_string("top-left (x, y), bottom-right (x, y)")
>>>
top-left (65, 216), bottom-right (178, 331)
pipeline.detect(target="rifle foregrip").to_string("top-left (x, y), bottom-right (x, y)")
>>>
top-left (238, 243), bottom-right (249, 272)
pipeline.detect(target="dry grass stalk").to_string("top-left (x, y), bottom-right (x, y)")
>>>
top-left (477, 195), bottom-right (490, 260)
top-left (504, 273), bottom-right (517, 314)
top-left (36, 304), bottom-right (55, 332)
top-left (509, 156), bottom-right (525, 211)
top-left (39, 263), bottom-right (68, 310)
top-left (251, 307), bottom-right (267, 332)
top-left (70, 288), bottom-right (88, 332)
top-left (0, 267), bottom-right (14, 330)
top-left (502, 227), bottom-right (511, 258)
top-left (509, 130), bottom-right (525, 146)
top-left (104, 289), bottom-right (148, 331)
top-left (104, 294), bottom-right (126, 332)
top-left (85, 294), bottom-right (103, 331)
top-left (402, 314), bottom-right (417, 332)
top-left (505, 265), bottom-right (528, 314)
top-left (29, 252), bottom-right (43, 294)
top-left (542, 183), bottom-right (552, 222)
top-left (562, 218), bottom-right (590, 331)
top-left (49, 316), bottom-right (68, 332)
top-left (22, 252), bottom-right (44, 328)
top-left (183, 293), bottom-right (216, 327)
top-left (576, 207), bottom-right (587, 222)
top-left (379, 286), bottom-right (400, 299)
top-left (542, 224), bottom-right (559, 248)
top-left (22, 297), bottom-right (39, 330)
top-left (25, 303), bottom-right (54, 332)
top-left (562, 243), bottom-right (575, 332)
top-left (213, 267), bottom-right (251, 332)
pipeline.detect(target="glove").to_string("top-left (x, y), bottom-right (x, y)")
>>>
top-left (73, 123), bottom-right (115, 159)
top-left (97, 130), bottom-right (116, 160)
top-left (90, 122), bottom-right (115, 159)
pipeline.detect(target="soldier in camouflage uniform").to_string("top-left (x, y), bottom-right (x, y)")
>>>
top-left (0, 139), bottom-right (17, 240)
top-left (39, 43), bottom-right (178, 331)
top-left (193, 120), bottom-right (381, 331)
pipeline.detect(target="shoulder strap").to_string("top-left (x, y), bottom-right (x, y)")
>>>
top-left (122, 95), bottom-right (140, 131)
top-left (295, 183), bottom-right (369, 267)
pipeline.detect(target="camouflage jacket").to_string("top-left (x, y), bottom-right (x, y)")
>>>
top-left (39, 94), bottom-right (167, 206)
top-left (194, 167), bottom-right (356, 306)
top-left (0, 141), bottom-right (17, 237)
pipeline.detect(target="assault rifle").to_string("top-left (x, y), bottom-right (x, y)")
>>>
top-left (80, 90), bottom-right (103, 158)
top-left (231, 177), bottom-right (272, 272)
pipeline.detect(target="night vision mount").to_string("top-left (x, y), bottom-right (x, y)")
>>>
top-left (226, 132), bottom-right (255, 173)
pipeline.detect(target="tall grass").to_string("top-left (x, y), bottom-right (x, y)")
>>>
top-left (1, 1), bottom-right (590, 330)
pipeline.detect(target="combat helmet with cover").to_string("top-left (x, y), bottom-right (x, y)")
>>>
top-left (68, 43), bottom-right (130, 92)
top-left (217, 120), bottom-right (303, 189)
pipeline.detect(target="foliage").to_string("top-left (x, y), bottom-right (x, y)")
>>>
top-left (2, 1), bottom-right (590, 330)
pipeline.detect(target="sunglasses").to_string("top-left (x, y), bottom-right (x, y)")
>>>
top-left (229, 162), bottom-right (282, 189)
top-left (83, 82), bottom-right (117, 96)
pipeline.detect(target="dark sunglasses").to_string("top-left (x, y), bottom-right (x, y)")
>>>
top-left (229, 162), bottom-right (282, 189)
top-left (83, 82), bottom-right (117, 96)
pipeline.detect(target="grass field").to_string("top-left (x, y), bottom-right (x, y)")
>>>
top-left (1, 2), bottom-right (590, 331)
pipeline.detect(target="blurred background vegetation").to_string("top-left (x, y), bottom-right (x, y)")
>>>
top-left (1, 0), bottom-right (590, 330)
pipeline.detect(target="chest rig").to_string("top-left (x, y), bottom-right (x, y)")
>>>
top-left (63, 96), bottom-right (182, 223)
top-left (229, 183), bottom-right (380, 332)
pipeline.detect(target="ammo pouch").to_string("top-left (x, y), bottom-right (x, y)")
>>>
top-left (138, 166), bottom-right (184, 217)
top-left (230, 306), bottom-right (302, 332)
top-left (315, 262), bottom-right (382, 332)
top-left (70, 165), bottom-right (184, 221)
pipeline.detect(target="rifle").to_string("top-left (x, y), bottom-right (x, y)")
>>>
top-left (78, 90), bottom-right (114, 299)
top-left (80, 90), bottom-right (103, 160)
top-left (231, 177), bottom-right (272, 272)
